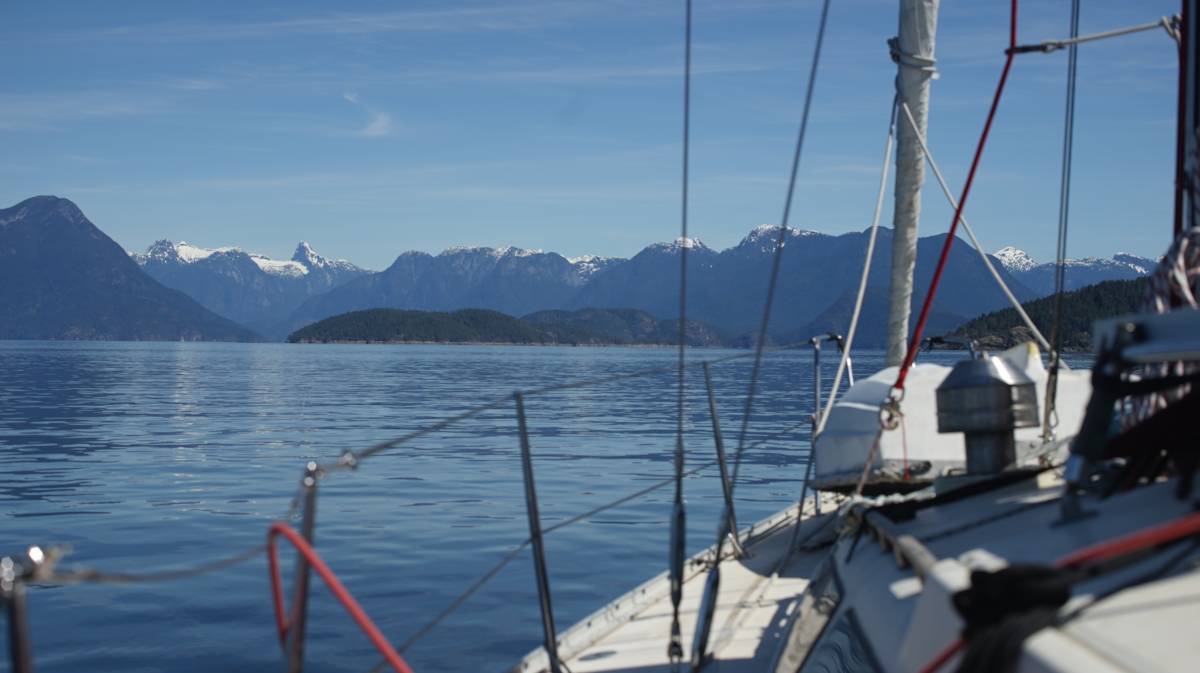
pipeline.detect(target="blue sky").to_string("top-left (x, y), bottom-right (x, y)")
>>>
top-left (0, 1), bottom-right (1181, 269)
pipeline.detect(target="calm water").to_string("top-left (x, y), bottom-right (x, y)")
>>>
top-left (0, 342), bottom-right (991, 673)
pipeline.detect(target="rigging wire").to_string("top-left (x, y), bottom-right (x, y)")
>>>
top-left (894, 0), bottom-right (1019, 392)
top-left (815, 98), bottom-right (898, 436)
top-left (1008, 14), bottom-right (1179, 54)
top-left (44, 544), bottom-right (266, 585)
top-left (1044, 0), bottom-right (1080, 442)
top-left (894, 100), bottom-right (1054, 356)
top-left (730, 0), bottom-right (832, 487)
top-left (667, 0), bottom-right (693, 665)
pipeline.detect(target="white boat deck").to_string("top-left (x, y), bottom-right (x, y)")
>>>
top-left (512, 497), bottom-right (840, 673)
top-left (514, 470), bottom-right (1200, 673)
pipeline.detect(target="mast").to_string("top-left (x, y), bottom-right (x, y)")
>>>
top-left (885, 0), bottom-right (940, 366)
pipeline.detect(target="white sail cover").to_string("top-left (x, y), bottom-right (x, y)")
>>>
top-left (886, 0), bottom-right (940, 366)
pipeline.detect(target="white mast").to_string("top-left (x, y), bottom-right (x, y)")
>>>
top-left (885, 0), bottom-right (940, 366)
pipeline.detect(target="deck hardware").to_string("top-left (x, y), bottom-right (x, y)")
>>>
top-left (1060, 320), bottom-right (1138, 521)
top-left (702, 363), bottom-right (747, 559)
top-left (513, 392), bottom-right (563, 673)
top-left (689, 568), bottom-right (721, 670)
top-left (936, 354), bottom-right (1038, 474)
top-left (286, 462), bottom-right (320, 673)
top-left (862, 511), bottom-right (938, 581)
top-left (788, 334), bottom-right (844, 550)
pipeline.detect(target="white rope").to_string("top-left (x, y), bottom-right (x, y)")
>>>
top-left (815, 101), bottom-right (898, 436)
top-left (898, 100), bottom-right (1055, 356)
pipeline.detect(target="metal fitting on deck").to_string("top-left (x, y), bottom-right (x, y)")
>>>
top-left (935, 354), bottom-right (1038, 474)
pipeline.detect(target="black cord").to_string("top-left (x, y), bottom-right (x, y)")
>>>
top-left (1044, 0), bottom-right (1080, 441)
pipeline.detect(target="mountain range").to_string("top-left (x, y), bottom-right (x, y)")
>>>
top-left (0, 196), bottom-right (257, 341)
top-left (133, 239), bottom-right (368, 335)
top-left (0, 195), bottom-right (1161, 344)
top-left (993, 246), bottom-right (1155, 295)
top-left (266, 226), bottom-right (1156, 345)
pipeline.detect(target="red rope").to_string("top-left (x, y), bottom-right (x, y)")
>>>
top-left (917, 639), bottom-right (964, 673)
top-left (1055, 510), bottom-right (1200, 569)
top-left (267, 522), bottom-right (415, 673)
top-left (895, 0), bottom-right (1019, 390)
top-left (917, 510), bottom-right (1200, 673)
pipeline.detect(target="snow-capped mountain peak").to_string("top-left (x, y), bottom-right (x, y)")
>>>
top-left (292, 241), bottom-right (322, 267)
top-left (442, 245), bottom-right (544, 259)
top-left (994, 246), bottom-right (1037, 272)
top-left (137, 240), bottom-right (309, 276)
top-left (738, 224), bottom-right (818, 253)
top-left (645, 237), bottom-right (710, 254)
top-left (1112, 252), bottom-right (1156, 274)
top-left (139, 239), bottom-right (241, 264)
top-left (568, 254), bottom-right (619, 279)
top-left (290, 241), bottom-right (360, 273)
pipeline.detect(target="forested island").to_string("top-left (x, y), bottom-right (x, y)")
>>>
top-left (952, 278), bottom-right (1149, 351)
top-left (287, 307), bottom-right (726, 346)
top-left (289, 278), bottom-right (1153, 350)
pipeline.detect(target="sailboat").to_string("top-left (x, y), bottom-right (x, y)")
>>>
top-left (503, 1), bottom-right (1200, 672)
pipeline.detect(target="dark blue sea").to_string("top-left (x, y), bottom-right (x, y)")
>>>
top-left (1, 342), bottom-right (1004, 672)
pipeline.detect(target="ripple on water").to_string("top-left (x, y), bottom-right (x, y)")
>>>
top-left (0, 341), bottom-right (1005, 673)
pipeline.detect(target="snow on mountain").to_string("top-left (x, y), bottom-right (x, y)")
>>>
top-left (250, 254), bottom-right (308, 277)
top-left (441, 245), bottom-right (544, 259)
top-left (994, 246), bottom-right (1156, 276)
top-left (136, 239), bottom-right (235, 264)
top-left (137, 240), bottom-right (310, 276)
top-left (132, 239), bottom-right (369, 336)
top-left (1112, 253), bottom-right (1155, 274)
top-left (994, 246), bottom-right (1037, 272)
top-left (137, 239), bottom-right (375, 278)
top-left (735, 224), bottom-right (821, 254)
top-left (568, 255), bottom-right (620, 280)
top-left (176, 241), bottom-right (239, 263)
top-left (291, 241), bottom-right (360, 273)
top-left (993, 246), bottom-right (1156, 295)
top-left (644, 236), bottom-right (712, 255)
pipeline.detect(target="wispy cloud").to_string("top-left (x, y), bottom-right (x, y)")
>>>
top-left (63, 154), bottom-right (116, 165)
top-left (0, 91), bottom-right (170, 130)
top-left (166, 78), bottom-right (225, 91)
top-left (58, 1), bottom-right (600, 43)
top-left (342, 91), bottom-right (393, 138)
